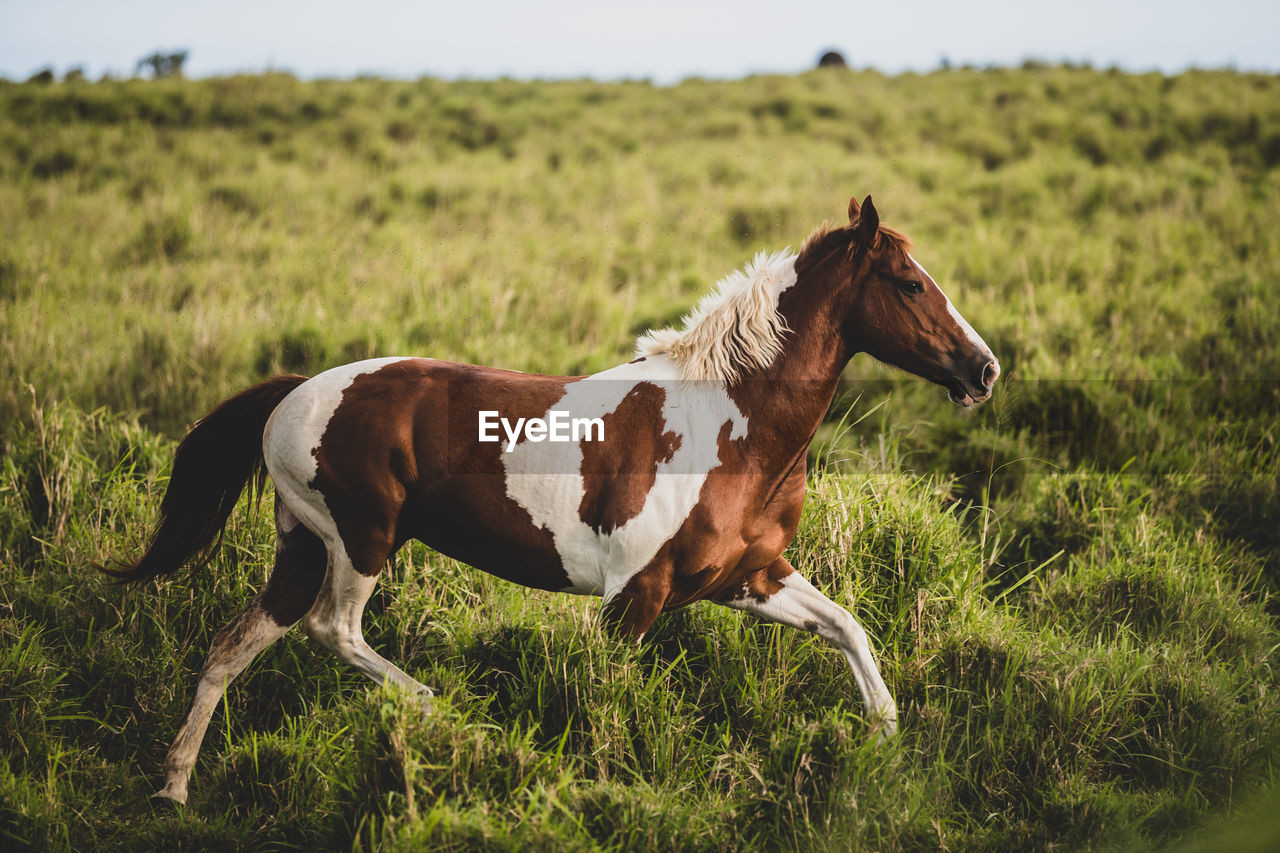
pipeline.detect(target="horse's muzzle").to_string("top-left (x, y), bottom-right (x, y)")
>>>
top-left (948, 358), bottom-right (1000, 407)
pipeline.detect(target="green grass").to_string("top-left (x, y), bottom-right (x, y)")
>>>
top-left (1, 67), bottom-right (1278, 850)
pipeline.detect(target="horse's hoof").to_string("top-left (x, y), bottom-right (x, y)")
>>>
top-left (152, 785), bottom-right (188, 806)
top-left (870, 710), bottom-right (898, 742)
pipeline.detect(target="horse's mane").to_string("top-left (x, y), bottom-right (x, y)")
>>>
top-left (634, 249), bottom-right (797, 384)
top-left (634, 219), bottom-right (912, 385)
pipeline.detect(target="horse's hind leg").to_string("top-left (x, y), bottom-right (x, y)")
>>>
top-left (153, 502), bottom-right (325, 805)
top-left (303, 524), bottom-right (434, 702)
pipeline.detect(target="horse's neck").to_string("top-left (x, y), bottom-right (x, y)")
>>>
top-left (730, 275), bottom-right (852, 458)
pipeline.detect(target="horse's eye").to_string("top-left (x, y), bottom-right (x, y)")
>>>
top-left (899, 280), bottom-right (924, 295)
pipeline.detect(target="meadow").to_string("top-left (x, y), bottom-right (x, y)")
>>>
top-left (1, 66), bottom-right (1279, 850)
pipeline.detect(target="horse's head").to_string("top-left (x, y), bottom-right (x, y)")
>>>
top-left (843, 195), bottom-right (999, 407)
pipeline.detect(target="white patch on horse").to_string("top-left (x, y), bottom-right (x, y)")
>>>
top-left (909, 254), bottom-right (990, 354)
top-left (275, 500), bottom-right (300, 534)
top-left (501, 354), bottom-right (748, 600)
top-left (263, 357), bottom-right (415, 536)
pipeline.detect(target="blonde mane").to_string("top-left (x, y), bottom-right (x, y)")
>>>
top-left (634, 249), bottom-right (797, 384)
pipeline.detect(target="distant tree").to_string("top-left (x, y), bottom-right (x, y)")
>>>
top-left (817, 50), bottom-right (847, 69)
top-left (64, 67), bottom-right (86, 83)
top-left (27, 68), bottom-right (55, 84)
top-left (136, 50), bottom-right (189, 79)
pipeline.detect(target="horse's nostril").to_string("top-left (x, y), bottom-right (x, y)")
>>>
top-left (982, 360), bottom-right (1000, 389)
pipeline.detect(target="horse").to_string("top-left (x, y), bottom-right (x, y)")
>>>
top-left (107, 194), bottom-right (999, 804)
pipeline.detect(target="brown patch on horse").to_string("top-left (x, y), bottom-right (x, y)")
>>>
top-left (577, 382), bottom-right (681, 535)
top-left (720, 555), bottom-right (796, 604)
top-left (602, 537), bottom-right (676, 637)
top-left (311, 359), bottom-right (576, 590)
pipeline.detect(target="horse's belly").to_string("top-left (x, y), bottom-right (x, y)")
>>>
top-left (407, 477), bottom-right (578, 593)
top-left (411, 472), bottom-right (702, 599)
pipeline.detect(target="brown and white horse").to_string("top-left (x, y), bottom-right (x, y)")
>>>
top-left (110, 195), bottom-right (998, 804)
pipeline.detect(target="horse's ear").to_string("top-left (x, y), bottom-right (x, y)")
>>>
top-left (854, 194), bottom-right (879, 245)
top-left (847, 195), bottom-right (860, 222)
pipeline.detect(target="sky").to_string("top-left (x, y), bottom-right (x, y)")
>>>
top-left (2, 0), bottom-right (1276, 82)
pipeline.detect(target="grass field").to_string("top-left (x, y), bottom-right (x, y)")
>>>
top-left (2, 66), bottom-right (1279, 850)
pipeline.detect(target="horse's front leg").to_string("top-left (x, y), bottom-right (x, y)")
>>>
top-left (718, 556), bottom-right (898, 738)
top-left (600, 567), bottom-right (668, 642)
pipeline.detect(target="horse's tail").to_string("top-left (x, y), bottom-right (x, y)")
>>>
top-left (102, 374), bottom-right (309, 584)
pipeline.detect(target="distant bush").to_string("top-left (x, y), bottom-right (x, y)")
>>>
top-left (254, 326), bottom-right (326, 375)
top-left (206, 184), bottom-right (260, 216)
top-left (726, 204), bottom-right (789, 246)
top-left (136, 50), bottom-right (188, 80)
top-left (118, 214), bottom-right (193, 265)
top-left (29, 146), bottom-right (77, 179)
top-left (817, 50), bottom-right (848, 69)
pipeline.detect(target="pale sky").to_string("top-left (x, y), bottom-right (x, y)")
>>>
top-left (2, 0), bottom-right (1276, 82)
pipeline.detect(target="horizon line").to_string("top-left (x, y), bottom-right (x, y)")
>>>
top-left (8, 55), bottom-right (1279, 86)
